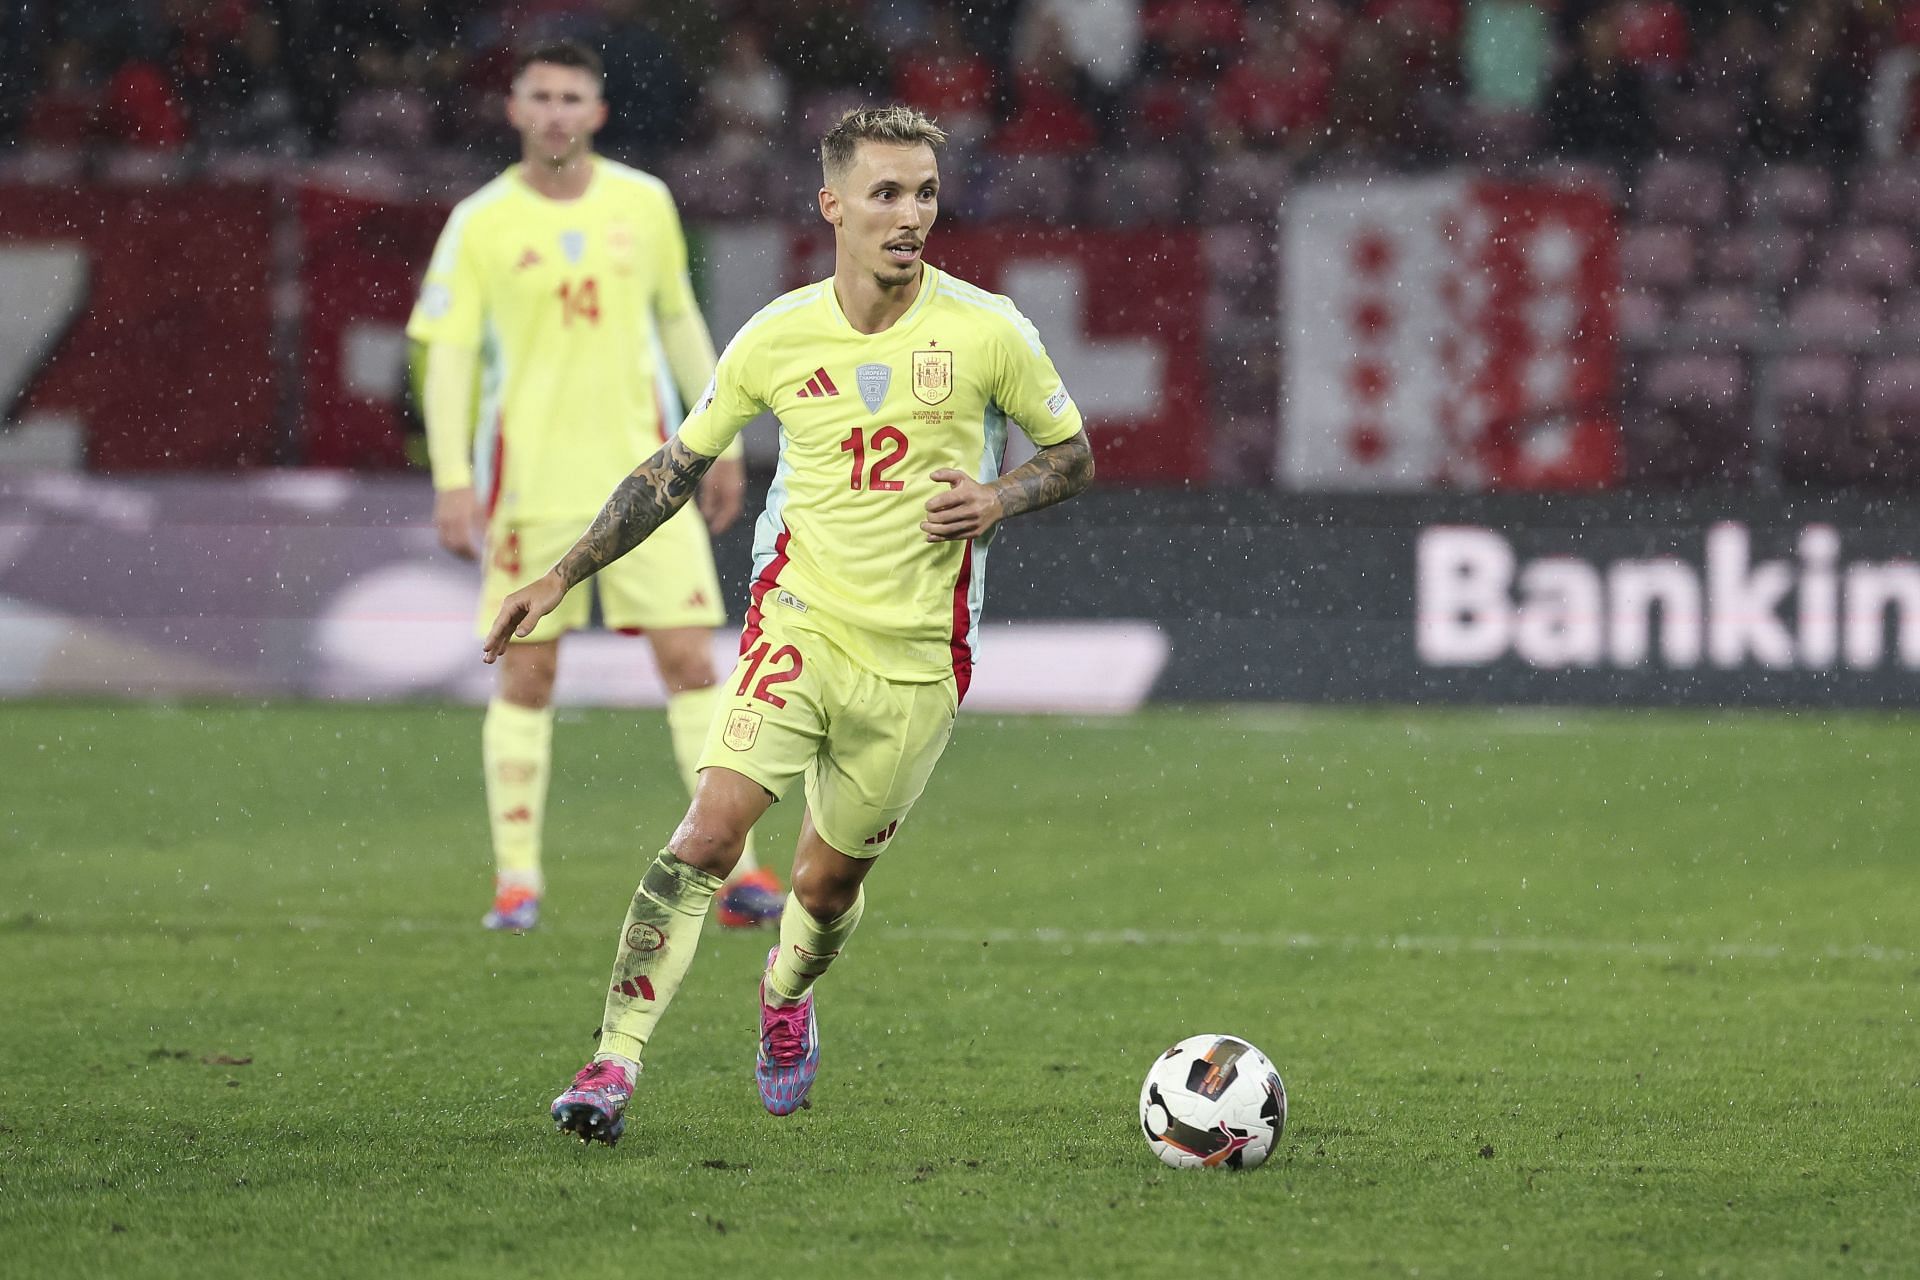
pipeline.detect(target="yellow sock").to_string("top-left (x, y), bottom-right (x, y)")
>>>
top-left (768, 890), bottom-right (864, 1004)
top-left (483, 699), bottom-right (552, 893)
top-left (666, 684), bottom-right (759, 876)
top-left (599, 851), bottom-right (725, 1063)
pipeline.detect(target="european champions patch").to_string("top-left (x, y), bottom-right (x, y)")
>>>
top-left (1046, 385), bottom-right (1071, 417)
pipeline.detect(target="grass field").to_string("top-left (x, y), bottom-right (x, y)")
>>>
top-left (2, 701), bottom-right (1915, 1278)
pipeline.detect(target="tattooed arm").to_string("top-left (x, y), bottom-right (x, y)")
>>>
top-left (920, 430), bottom-right (1094, 543)
top-left (482, 437), bottom-right (716, 661)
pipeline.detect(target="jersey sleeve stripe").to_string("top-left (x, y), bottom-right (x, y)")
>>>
top-left (939, 282), bottom-right (1047, 355)
top-left (426, 174), bottom-right (514, 277)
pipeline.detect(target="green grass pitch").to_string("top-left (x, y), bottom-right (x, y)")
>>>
top-left (2, 702), bottom-right (1915, 1277)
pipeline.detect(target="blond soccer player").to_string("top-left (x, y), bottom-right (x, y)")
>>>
top-left (408, 40), bottom-right (781, 933)
top-left (483, 105), bottom-right (1095, 1143)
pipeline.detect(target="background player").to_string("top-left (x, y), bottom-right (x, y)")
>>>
top-left (483, 105), bottom-right (1096, 1144)
top-left (408, 40), bottom-right (781, 933)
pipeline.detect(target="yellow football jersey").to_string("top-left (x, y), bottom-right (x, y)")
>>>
top-left (678, 264), bottom-right (1085, 690)
top-left (406, 157), bottom-right (698, 522)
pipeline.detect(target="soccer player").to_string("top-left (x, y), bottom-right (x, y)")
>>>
top-left (407, 40), bottom-right (782, 934)
top-left (482, 105), bottom-right (1095, 1144)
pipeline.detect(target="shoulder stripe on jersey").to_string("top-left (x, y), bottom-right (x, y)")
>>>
top-left (937, 277), bottom-right (1046, 355)
top-left (724, 281), bottom-right (829, 351)
top-left (594, 157), bottom-right (673, 199)
top-left (427, 173), bottom-right (517, 276)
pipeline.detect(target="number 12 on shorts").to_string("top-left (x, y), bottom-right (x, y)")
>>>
top-left (736, 641), bottom-right (802, 708)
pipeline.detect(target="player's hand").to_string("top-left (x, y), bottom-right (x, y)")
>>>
top-left (433, 487), bottom-right (482, 560)
top-left (482, 571), bottom-right (568, 663)
top-left (921, 469), bottom-right (1005, 542)
top-left (698, 456), bottom-right (746, 533)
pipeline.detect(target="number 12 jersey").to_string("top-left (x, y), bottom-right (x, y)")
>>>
top-left (678, 264), bottom-right (1084, 693)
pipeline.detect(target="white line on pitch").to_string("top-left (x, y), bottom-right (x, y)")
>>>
top-left (886, 925), bottom-right (1912, 965)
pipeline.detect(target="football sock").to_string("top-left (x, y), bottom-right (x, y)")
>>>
top-left (666, 684), bottom-right (759, 876)
top-left (483, 698), bottom-right (553, 894)
top-left (597, 850), bottom-right (724, 1063)
top-left (767, 889), bottom-right (865, 1005)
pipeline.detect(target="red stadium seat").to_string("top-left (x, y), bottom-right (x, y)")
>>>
top-left (1740, 163), bottom-right (1836, 227)
top-left (1618, 224), bottom-right (1697, 291)
top-left (1847, 160), bottom-right (1920, 228)
top-left (1701, 226), bottom-right (1810, 288)
top-left (1774, 354), bottom-right (1861, 486)
top-left (1616, 287), bottom-right (1668, 344)
top-left (1675, 287), bottom-right (1759, 344)
top-left (1783, 288), bottom-right (1885, 349)
top-left (1818, 225), bottom-right (1917, 293)
top-left (1630, 158), bottom-right (1730, 226)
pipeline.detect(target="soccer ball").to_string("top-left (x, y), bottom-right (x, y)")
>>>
top-left (1138, 1034), bottom-right (1287, 1171)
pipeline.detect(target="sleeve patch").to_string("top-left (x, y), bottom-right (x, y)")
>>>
top-left (420, 283), bottom-right (451, 319)
top-left (1046, 386), bottom-right (1071, 417)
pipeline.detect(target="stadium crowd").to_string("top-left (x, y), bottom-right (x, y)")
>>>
top-left (3, 1), bottom-right (1911, 180)
top-left (11, 0), bottom-right (1920, 489)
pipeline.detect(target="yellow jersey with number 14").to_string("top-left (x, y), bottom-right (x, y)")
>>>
top-left (677, 264), bottom-right (1084, 693)
top-left (405, 157), bottom-right (698, 522)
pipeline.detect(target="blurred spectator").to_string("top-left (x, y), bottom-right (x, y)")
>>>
top-left (1748, 3), bottom-right (1869, 160)
top-left (593, 0), bottom-right (694, 166)
top-left (1544, 10), bottom-right (1653, 164)
top-left (1209, 4), bottom-right (1339, 157)
top-left (1609, 0), bottom-right (1688, 79)
top-left (894, 6), bottom-right (996, 142)
top-left (196, 11), bottom-right (302, 152)
top-left (23, 39), bottom-right (103, 148)
top-left (1457, 0), bottom-right (1552, 162)
top-left (99, 36), bottom-right (190, 149)
top-left (1463, 0), bottom-right (1553, 116)
top-left (1322, 1), bottom-right (1456, 165)
top-left (334, 43), bottom-right (437, 152)
top-left (1027, 0), bottom-right (1141, 137)
top-left (1142, 0), bottom-right (1243, 81)
top-left (702, 24), bottom-right (788, 165)
top-left (994, 10), bottom-right (1101, 154)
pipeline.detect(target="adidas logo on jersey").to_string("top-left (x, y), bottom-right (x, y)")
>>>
top-left (514, 248), bottom-right (542, 271)
top-left (794, 368), bottom-right (840, 399)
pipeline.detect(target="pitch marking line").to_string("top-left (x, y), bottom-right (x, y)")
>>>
top-left (889, 925), bottom-right (1911, 965)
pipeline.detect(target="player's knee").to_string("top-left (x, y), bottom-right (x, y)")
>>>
top-left (790, 862), bottom-right (860, 922)
top-left (666, 815), bottom-right (749, 880)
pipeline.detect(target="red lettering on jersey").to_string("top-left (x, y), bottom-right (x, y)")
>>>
top-left (502, 805), bottom-right (532, 823)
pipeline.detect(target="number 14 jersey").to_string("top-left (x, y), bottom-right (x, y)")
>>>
top-left (678, 264), bottom-right (1084, 692)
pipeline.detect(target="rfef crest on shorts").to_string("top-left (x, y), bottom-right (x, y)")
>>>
top-left (723, 709), bottom-right (763, 751)
top-left (912, 350), bottom-right (952, 404)
top-left (856, 363), bottom-right (892, 414)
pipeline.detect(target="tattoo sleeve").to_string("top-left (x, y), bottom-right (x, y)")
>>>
top-left (990, 430), bottom-right (1095, 520)
top-left (553, 437), bottom-right (716, 587)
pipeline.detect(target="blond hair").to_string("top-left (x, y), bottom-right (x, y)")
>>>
top-left (820, 106), bottom-right (948, 184)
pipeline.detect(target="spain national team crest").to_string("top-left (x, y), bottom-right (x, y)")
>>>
top-left (723, 708), bottom-right (763, 752)
top-left (856, 363), bottom-right (891, 414)
top-left (912, 349), bottom-right (952, 404)
top-left (607, 222), bottom-right (635, 273)
top-left (560, 229), bottom-right (586, 264)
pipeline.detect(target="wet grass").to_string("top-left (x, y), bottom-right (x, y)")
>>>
top-left (1, 702), bottom-right (1915, 1277)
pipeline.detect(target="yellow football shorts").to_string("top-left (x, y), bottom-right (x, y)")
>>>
top-left (697, 607), bottom-right (957, 859)
top-left (478, 505), bottom-right (726, 643)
